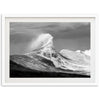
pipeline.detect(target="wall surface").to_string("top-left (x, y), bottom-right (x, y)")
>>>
top-left (0, 0), bottom-right (100, 100)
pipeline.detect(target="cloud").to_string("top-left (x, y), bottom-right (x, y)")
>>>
top-left (10, 22), bottom-right (90, 44)
top-left (29, 33), bottom-right (53, 51)
top-left (40, 22), bottom-right (90, 39)
top-left (10, 22), bottom-right (90, 54)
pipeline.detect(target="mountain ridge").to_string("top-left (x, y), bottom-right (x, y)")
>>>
top-left (10, 33), bottom-right (90, 77)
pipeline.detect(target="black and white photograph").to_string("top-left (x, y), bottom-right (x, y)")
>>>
top-left (10, 22), bottom-right (91, 78)
top-left (2, 16), bottom-right (96, 85)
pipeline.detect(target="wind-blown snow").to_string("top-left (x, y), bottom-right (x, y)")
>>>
top-left (29, 33), bottom-right (53, 50)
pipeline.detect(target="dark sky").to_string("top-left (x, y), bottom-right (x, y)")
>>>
top-left (10, 22), bottom-right (90, 55)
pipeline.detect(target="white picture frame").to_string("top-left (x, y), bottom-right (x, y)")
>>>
top-left (1, 14), bottom-right (98, 86)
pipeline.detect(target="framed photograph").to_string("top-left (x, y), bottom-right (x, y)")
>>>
top-left (1, 15), bottom-right (97, 86)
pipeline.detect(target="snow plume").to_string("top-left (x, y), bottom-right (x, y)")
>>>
top-left (29, 33), bottom-right (53, 50)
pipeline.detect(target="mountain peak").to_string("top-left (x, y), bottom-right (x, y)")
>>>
top-left (28, 33), bottom-right (54, 55)
top-left (28, 33), bottom-right (56, 60)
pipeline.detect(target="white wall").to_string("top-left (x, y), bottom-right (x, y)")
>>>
top-left (0, 0), bottom-right (100, 100)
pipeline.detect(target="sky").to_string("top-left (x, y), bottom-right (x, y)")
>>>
top-left (10, 22), bottom-right (90, 55)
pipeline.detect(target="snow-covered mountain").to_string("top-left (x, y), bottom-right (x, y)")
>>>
top-left (10, 33), bottom-right (90, 77)
top-left (27, 34), bottom-right (90, 73)
top-left (60, 49), bottom-right (90, 72)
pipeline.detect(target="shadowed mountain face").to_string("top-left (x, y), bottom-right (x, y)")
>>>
top-left (10, 34), bottom-right (90, 78)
